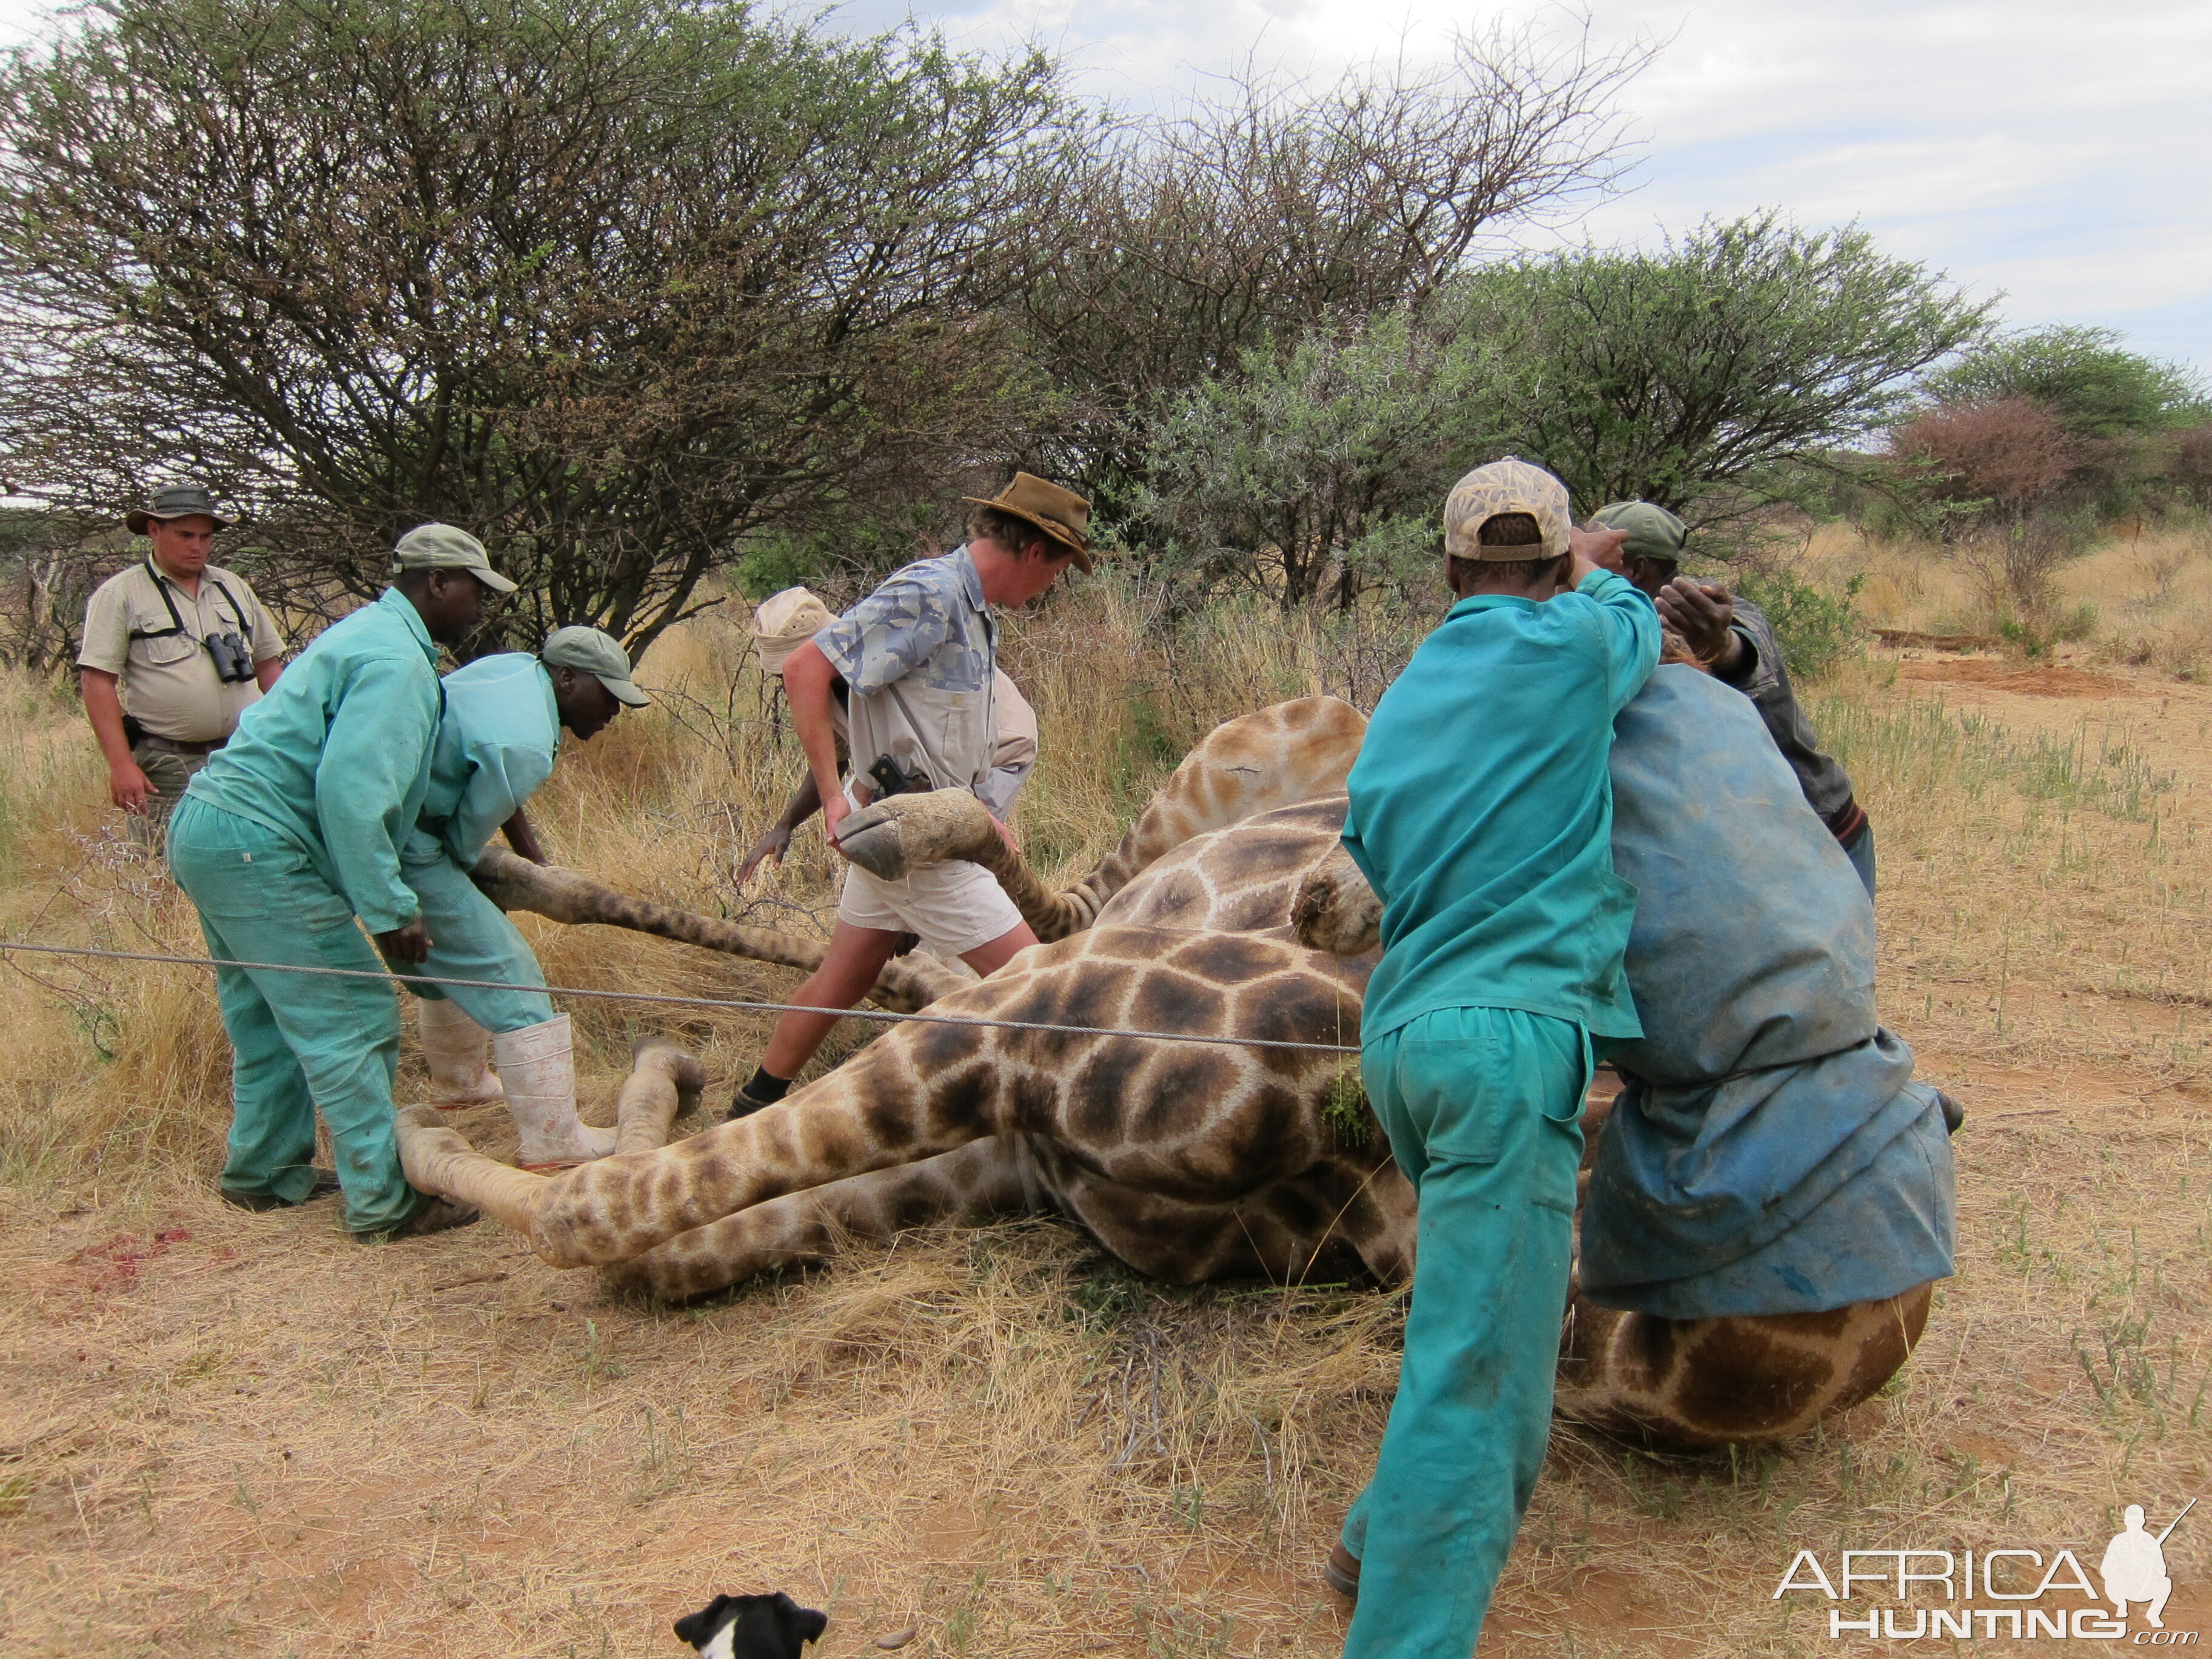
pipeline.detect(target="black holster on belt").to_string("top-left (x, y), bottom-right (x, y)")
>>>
top-left (866, 753), bottom-right (932, 800)
top-left (121, 713), bottom-right (146, 748)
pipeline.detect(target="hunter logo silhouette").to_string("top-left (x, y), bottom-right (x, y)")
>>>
top-left (2102, 1500), bottom-right (2193, 1629)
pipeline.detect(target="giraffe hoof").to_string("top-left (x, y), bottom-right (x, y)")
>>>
top-left (835, 804), bottom-right (910, 880)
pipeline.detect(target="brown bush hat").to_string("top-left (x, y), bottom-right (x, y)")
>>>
top-left (962, 472), bottom-right (1093, 572)
top-left (126, 483), bottom-right (233, 535)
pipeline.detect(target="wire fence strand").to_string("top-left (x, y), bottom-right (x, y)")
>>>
top-left (0, 939), bottom-right (1362, 1056)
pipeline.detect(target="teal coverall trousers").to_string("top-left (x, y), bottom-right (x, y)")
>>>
top-left (167, 797), bottom-right (418, 1234)
top-left (1341, 1004), bottom-right (1588, 1659)
top-left (400, 845), bottom-right (554, 1033)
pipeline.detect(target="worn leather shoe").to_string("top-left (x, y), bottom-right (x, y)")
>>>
top-left (728, 1082), bottom-right (779, 1122)
top-left (355, 1194), bottom-right (481, 1241)
top-left (221, 1168), bottom-right (341, 1211)
top-left (1322, 1541), bottom-right (1361, 1600)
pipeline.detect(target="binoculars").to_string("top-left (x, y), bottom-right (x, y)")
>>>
top-left (204, 630), bottom-right (256, 684)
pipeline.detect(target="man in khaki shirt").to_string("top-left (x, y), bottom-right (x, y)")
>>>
top-left (78, 484), bottom-right (285, 840)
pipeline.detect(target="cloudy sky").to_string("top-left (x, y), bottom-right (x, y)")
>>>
top-left (4, 0), bottom-right (2204, 374)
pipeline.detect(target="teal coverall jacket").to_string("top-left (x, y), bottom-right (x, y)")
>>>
top-left (168, 589), bottom-right (443, 1232)
top-left (402, 652), bottom-right (563, 1034)
top-left (1336, 569), bottom-right (1657, 1659)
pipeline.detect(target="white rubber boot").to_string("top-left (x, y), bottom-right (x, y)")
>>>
top-left (417, 997), bottom-right (504, 1108)
top-left (489, 1014), bottom-right (617, 1169)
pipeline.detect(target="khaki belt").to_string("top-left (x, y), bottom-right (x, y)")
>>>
top-left (137, 733), bottom-right (227, 757)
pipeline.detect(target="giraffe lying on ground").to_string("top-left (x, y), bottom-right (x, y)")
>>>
top-left (402, 697), bottom-right (1934, 1449)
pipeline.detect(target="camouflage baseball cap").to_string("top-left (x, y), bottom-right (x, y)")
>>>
top-left (391, 523), bottom-right (518, 594)
top-left (1443, 458), bottom-right (1570, 562)
top-left (541, 625), bottom-right (649, 708)
top-left (1592, 501), bottom-right (1687, 563)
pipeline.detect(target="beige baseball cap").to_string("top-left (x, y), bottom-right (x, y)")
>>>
top-left (1443, 458), bottom-right (1571, 563)
top-left (390, 523), bottom-right (518, 594)
top-left (752, 586), bottom-right (835, 677)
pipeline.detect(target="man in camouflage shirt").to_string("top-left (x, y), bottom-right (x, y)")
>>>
top-left (729, 474), bottom-right (1091, 1118)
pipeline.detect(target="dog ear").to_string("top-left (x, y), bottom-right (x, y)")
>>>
top-left (767, 1592), bottom-right (830, 1648)
top-left (672, 1594), bottom-right (734, 1648)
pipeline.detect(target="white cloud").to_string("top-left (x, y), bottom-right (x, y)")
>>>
top-left (840, 0), bottom-right (2212, 372)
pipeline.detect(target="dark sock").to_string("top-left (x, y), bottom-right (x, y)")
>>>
top-left (743, 1067), bottom-right (791, 1105)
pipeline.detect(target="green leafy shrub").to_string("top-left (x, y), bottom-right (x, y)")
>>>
top-left (1731, 568), bottom-right (1865, 678)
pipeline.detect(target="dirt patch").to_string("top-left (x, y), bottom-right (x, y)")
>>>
top-left (1895, 659), bottom-right (2142, 698)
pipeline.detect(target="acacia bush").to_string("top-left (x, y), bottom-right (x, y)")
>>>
top-left (0, 0), bottom-right (1068, 658)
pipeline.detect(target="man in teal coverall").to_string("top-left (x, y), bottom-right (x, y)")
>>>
top-left (167, 525), bottom-right (517, 1238)
top-left (1327, 460), bottom-right (1658, 1655)
top-left (404, 626), bottom-right (649, 1167)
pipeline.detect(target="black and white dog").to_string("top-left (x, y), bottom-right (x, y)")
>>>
top-left (673, 1591), bottom-right (828, 1659)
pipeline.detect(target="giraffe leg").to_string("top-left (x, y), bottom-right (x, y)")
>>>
top-left (1553, 1282), bottom-right (1936, 1450)
top-left (601, 1137), bottom-right (1042, 1300)
top-left (395, 1105), bottom-right (548, 1235)
top-left (394, 1041), bottom-right (706, 1246)
top-left (613, 1039), bottom-right (705, 1155)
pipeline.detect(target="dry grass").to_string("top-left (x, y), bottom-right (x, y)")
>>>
top-left (1800, 518), bottom-right (2212, 680)
top-left (2, 568), bottom-right (2210, 1656)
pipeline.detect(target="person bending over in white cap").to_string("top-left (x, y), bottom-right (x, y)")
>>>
top-left (729, 475), bottom-right (1088, 1119)
top-left (400, 626), bottom-right (651, 1168)
top-left (737, 585), bottom-right (1040, 887)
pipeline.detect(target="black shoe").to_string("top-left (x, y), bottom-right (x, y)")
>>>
top-left (353, 1194), bottom-right (481, 1241)
top-left (221, 1167), bottom-right (341, 1212)
top-left (1323, 1542), bottom-right (1361, 1600)
top-left (728, 1082), bottom-right (777, 1121)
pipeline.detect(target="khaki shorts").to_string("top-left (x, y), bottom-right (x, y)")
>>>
top-left (836, 857), bottom-right (1024, 960)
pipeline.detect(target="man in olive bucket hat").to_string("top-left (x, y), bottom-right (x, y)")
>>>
top-left (78, 484), bottom-right (286, 846)
top-left (736, 585), bottom-right (1041, 886)
top-left (728, 474), bottom-right (1089, 1118)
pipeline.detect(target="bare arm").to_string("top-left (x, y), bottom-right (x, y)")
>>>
top-left (735, 774), bottom-right (821, 886)
top-left (783, 642), bottom-right (852, 851)
top-left (80, 669), bottom-right (153, 813)
top-left (501, 806), bottom-right (549, 866)
top-left (253, 654), bottom-right (283, 692)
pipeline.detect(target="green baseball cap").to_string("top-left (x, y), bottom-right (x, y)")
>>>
top-left (1592, 501), bottom-right (1687, 563)
top-left (391, 523), bottom-right (518, 594)
top-left (541, 625), bottom-right (649, 708)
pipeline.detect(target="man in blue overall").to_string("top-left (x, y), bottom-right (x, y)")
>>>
top-left (403, 626), bottom-right (649, 1167)
top-left (1327, 460), bottom-right (1658, 1655)
top-left (168, 525), bottom-right (515, 1238)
